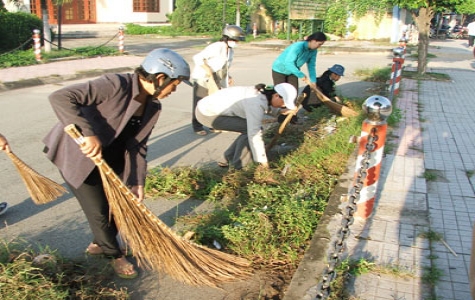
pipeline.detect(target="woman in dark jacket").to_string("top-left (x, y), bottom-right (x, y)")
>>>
top-left (302, 64), bottom-right (345, 112)
top-left (43, 48), bottom-right (191, 279)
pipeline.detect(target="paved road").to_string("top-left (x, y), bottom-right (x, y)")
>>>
top-left (0, 37), bottom-right (407, 299)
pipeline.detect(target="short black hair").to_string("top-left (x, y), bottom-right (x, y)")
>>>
top-left (306, 32), bottom-right (327, 42)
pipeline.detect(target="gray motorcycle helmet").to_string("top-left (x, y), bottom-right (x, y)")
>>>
top-left (141, 48), bottom-right (191, 86)
top-left (222, 25), bottom-right (245, 41)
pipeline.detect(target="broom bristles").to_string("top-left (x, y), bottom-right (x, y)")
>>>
top-left (311, 86), bottom-right (359, 117)
top-left (6, 152), bottom-right (67, 205)
top-left (97, 160), bottom-right (251, 287)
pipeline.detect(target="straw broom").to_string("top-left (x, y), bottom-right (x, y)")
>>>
top-left (266, 93), bottom-right (306, 151)
top-left (64, 124), bottom-right (251, 287)
top-left (309, 85), bottom-right (359, 117)
top-left (2, 150), bottom-right (67, 205)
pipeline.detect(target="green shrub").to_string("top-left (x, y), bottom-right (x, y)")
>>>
top-left (0, 11), bottom-right (43, 52)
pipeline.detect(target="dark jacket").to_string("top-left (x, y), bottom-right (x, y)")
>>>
top-left (302, 70), bottom-right (336, 111)
top-left (43, 73), bottom-right (161, 189)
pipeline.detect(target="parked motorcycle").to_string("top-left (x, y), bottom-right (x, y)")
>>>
top-left (430, 24), bottom-right (451, 39)
top-left (447, 25), bottom-right (468, 39)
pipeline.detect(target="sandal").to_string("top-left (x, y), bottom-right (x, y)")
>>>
top-left (111, 256), bottom-right (138, 279)
top-left (217, 161), bottom-right (229, 168)
top-left (85, 243), bottom-right (133, 257)
top-left (195, 130), bottom-right (208, 136)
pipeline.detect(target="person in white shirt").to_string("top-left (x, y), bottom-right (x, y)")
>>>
top-left (195, 83), bottom-right (297, 169)
top-left (191, 25), bottom-right (245, 136)
top-left (466, 20), bottom-right (475, 47)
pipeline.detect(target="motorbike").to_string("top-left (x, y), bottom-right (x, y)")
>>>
top-left (447, 25), bottom-right (468, 39)
top-left (430, 24), bottom-right (451, 39)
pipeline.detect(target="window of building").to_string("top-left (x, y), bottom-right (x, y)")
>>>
top-left (133, 0), bottom-right (160, 12)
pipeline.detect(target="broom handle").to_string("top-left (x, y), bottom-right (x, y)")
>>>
top-left (266, 93), bottom-right (306, 152)
top-left (64, 124), bottom-right (139, 199)
top-left (308, 84), bottom-right (331, 103)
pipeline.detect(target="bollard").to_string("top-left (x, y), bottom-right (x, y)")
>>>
top-left (118, 26), bottom-right (125, 53)
top-left (32, 29), bottom-right (42, 62)
top-left (253, 23), bottom-right (257, 38)
top-left (353, 95), bottom-right (392, 219)
top-left (388, 47), bottom-right (405, 100)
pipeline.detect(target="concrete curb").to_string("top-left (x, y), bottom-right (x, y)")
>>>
top-left (283, 151), bottom-right (358, 299)
top-left (0, 67), bottom-right (135, 92)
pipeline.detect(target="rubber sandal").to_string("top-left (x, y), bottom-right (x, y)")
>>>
top-left (195, 130), bottom-right (208, 136)
top-left (217, 161), bottom-right (229, 168)
top-left (111, 257), bottom-right (138, 279)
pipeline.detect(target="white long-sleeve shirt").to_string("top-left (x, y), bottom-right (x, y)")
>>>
top-left (197, 86), bottom-right (270, 163)
top-left (191, 41), bottom-right (233, 88)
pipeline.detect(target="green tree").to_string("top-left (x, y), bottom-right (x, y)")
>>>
top-left (170, 0), bottom-right (200, 32)
top-left (325, 0), bottom-right (349, 36)
top-left (455, 1), bottom-right (475, 24)
top-left (260, 0), bottom-right (289, 20)
top-left (393, 0), bottom-right (464, 74)
top-left (347, 0), bottom-right (465, 74)
top-left (170, 0), bottom-right (250, 33)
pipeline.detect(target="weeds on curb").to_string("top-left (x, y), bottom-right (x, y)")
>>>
top-left (421, 170), bottom-right (438, 181)
top-left (419, 229), bottom-right (444, 299)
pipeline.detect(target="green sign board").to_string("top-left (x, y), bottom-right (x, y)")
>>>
top-left (290, 0), bottom-right (327, 20)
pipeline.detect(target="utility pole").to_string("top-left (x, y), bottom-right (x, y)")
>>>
top-left (287, 0), bottom-right (291, 41)
top-left (223, 0), bottom-right (227, 27)
top-left (236, 0), bottom-right (241, 26)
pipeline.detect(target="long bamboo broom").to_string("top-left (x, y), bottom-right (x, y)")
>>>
top-left (309, 85), bottom-right (359, 117)
top-left (266, 93), bottom-right (306, 151)
top-left (2, 150), bottom-right (67, 205)
top-left (64, 124), bottom-right (251, 287)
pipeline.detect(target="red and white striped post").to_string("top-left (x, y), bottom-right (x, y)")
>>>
top-left (32, 29), bottom-right (42, 62)
top-left (118, 26), bottom-right (125, 53)
top-left (354, 95), bottom-right (392, 219)
top-left (388, 47), bottom-right (405, 99)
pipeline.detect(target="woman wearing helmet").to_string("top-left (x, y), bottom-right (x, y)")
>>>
top-left (195, 83), bottom-right (297, 169)
top-left (190, 24), bottom-right (245, 136)
top-left (42, 48), bottom-right (190, 279)
top-left (302, 64), bottom-right (345, 112)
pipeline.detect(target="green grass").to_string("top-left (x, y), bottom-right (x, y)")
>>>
top-left (0, 239), bottom-right (129, 299)
top-left (0, 46), bottom-right (119, 69)
top-left (146, 106), bottom-right (364, 263)
top-left (354, 66), bottom-right (392, 82)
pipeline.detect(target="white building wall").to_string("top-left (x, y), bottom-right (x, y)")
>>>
top-left (95, 0), bottom-right (172, 23)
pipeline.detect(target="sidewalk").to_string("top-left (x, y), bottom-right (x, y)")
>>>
top-left (284, 47), bottom-right (475, 299)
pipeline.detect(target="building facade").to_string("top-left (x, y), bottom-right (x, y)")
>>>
top-left (5, 0), bottom-right (173, 24)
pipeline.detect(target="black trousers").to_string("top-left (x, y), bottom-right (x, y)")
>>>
top-left (64, 167), bottom-right (122, 258)
top-left (192, 83), bottom-right (209, 131)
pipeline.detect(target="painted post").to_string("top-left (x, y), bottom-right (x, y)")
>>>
top-left (388, 47), bottom-right (405, 100)
top-left (32, 29), bottom-right (42, 62)
top-left (354, 95), bottom-right (392, 219)
top-left (118, 26), bottom-right (125, 53)
top-left (253, 22), bottom-right (257, 38)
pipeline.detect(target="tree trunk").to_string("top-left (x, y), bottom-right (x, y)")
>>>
top-left (412, 7), bottom-right (434, 75)
top-left (40, 0), bottom-right (51, 53)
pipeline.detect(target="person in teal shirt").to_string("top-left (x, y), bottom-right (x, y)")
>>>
top-left (272, 32), bottom-right (326, 123)
top-left (272, 32), bottom-right (327, 93)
